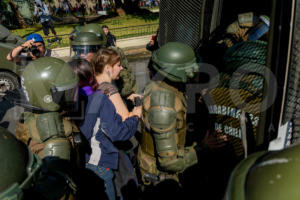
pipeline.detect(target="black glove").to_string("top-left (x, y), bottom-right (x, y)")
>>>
top-left (134, 97), bottom-right (142, 106)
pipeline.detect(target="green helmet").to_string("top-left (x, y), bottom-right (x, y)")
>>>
top-left (21, 57), bottom-right (78, 111)
top-left (0, 127), bottom-right (42, 200)
top-left (71, 32), bottom-right (103, 56)
top-left (80, 23), bottom-right (107, 47)
top-left (151, 42), bottom-right (199, 82)
top-left (226, 144), bottom-right (300, 200)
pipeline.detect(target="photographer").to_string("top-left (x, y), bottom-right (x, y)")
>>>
top-left (6, 33), bottom-right (58, 65)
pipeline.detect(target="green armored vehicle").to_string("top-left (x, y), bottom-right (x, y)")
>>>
top-left (0, 24), bottom-right (25, 95)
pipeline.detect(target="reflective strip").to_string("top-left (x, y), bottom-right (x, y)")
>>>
top-left (88, 118), bottom-right (101, 165)
top-left (55, 81), bottom-right (78, 91)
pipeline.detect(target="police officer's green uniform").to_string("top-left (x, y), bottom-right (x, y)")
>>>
top-left (108, 45), bottom-right (138, 97)
top-left (138, 42), bottom-right (199, 184)
top-left (15, 57), bottom-right (78, 160)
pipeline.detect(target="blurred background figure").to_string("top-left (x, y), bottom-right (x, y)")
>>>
top-left (102, 25), bottom-right (117, 47)
top-left (33, 0), bottom-right (58, 44)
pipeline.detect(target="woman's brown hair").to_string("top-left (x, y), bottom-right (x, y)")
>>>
top-left (92, 48), bottom-right (121, 75)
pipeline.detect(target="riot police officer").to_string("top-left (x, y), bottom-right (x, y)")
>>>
top-left (15, 57), bottom-right (78, 161)
top-left (70, 31), bottom-right (103, 62)
top-left (138, 42), bottom-right (199, 185)
top-left (79, 23), bottom-right (107, 46)
top-left (70, 23), bottom-right (106, 62)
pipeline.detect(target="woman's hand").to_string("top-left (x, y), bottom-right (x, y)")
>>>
top-left (131, 106), bottom-right (142, 118)
top-left (127, 93), bottom-right (143, 102)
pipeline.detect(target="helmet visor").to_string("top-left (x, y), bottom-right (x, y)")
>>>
top-left (96, 33), bottom-right (104, 42)
top-left (72, 45), bottom-right (100, 56)
top-left (51, 86), bottom-right (78, 111)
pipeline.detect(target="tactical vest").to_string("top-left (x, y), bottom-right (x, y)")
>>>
top-left (16, 111), bottom-right (75, 160)
top-left (138, 81), bottom-right (197, 184)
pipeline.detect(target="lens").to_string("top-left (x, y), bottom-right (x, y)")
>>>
top-left (30, 46), bottom-right (41, 57)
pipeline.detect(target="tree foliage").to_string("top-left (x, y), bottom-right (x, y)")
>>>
top-left (114, 0), bottom-right (149, 15)
top-left (8, 0), bottom-right (28, 28)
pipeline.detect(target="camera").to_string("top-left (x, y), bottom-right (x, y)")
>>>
top-left (29, 45), bottom-right (41, 57)
top-left (22, 45), bottom-right (41, 57)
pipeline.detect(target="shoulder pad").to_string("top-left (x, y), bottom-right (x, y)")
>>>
top-left (150, 89), bottom-right (175, 108)
top-left (148, 89), bottom-right (177, 133)
top-left (36, 112), bottom-right (65, 142)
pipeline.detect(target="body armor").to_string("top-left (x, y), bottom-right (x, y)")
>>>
top-left (15, 57), bottom-right (78, 161)
top-left (138, 81), bottom-right (197, 184)
top-left (138, 42), bottom-right (199, 184)
top-left (16, 112), bottom-right (74, 160)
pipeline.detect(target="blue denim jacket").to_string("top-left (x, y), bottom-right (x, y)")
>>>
top-left (79, 90), bottom-right (138, 169)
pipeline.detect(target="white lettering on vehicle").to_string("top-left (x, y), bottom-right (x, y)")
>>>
top-left (208, 105), bottom-right (259, 126)
top-left (215, 122), bottom-right (242, 138)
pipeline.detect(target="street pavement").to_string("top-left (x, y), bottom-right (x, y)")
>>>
top-left (53, 35), bottom-right (153, 60)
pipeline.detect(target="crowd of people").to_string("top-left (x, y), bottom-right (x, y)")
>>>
top-left (35, 0), bottom-right (160, 20)
top-left (1, 21), bottom-right (140, 199)
top-left (47, 1), bottom-right (112, 17)
top-left (139, 0), bottom-right (160, 8)
top-left (0, 15), bottom-right (254, 199)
